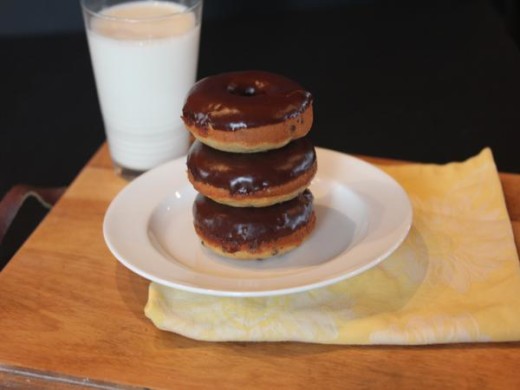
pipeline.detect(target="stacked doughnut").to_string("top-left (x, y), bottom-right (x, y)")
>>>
top-left (182, 71), bottom-right (317, 260)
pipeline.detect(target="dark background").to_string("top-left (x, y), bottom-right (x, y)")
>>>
top-left (1, 0), bottom-right (519, 266)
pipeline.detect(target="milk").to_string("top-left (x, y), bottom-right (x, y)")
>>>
top-left (85, 1), bottom-right (201, 172)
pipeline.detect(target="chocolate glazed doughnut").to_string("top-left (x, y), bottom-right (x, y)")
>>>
top-left (187, 137), bottom-right (317, 207)
top-left (182, 70), bottom-right (313, 153)
top-left (193, 190), bottom-right (316, 259)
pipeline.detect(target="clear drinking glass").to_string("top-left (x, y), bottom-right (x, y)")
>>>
top-left (81, 0), bottom-right (203, 179)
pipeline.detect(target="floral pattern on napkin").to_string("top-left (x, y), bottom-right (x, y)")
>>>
top-left (145, 148), bottom-right (520, 344)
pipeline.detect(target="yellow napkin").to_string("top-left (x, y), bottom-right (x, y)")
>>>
top-left (145, 148), bottom-right (520, 344)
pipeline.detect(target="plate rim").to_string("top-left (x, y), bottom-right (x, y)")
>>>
top-left (103, 146), bottom-right (413, 297)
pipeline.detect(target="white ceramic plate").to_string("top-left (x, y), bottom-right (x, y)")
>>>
top-left (103, 147), bottom-right (412, 297)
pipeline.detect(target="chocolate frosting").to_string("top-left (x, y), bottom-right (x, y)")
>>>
top-left (182, 71), bottom-right (313, 131)
top-left (187, 137), bottom-right (316, 194)
top-left (193, 190), bottom-right (314, 251)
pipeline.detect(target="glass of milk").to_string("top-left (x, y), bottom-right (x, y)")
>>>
top-left (81, 0), bottom-right (203, 179)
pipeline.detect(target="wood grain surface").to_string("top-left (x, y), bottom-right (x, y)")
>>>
top-left (0, 144), bottom-right (519, 390)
